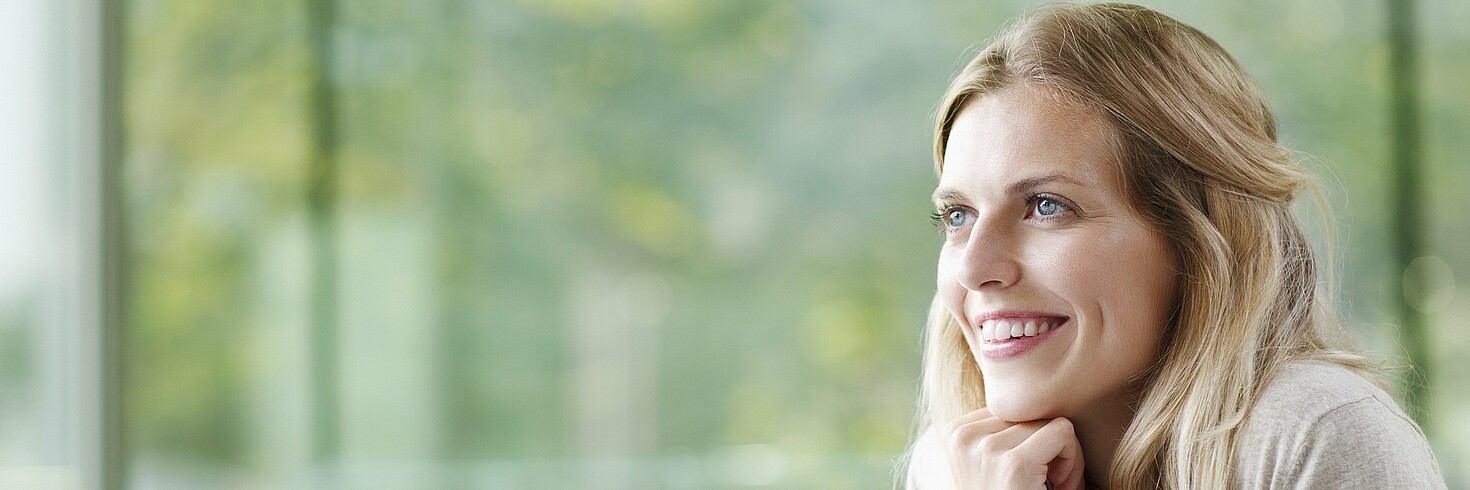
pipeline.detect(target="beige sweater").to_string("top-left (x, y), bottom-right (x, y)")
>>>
top-left (1234, 360), bottom-right (1446, 489)
top-left (906, 360), bottom-right (1448, 489)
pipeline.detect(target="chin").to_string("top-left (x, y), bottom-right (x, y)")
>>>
top-left (984, 388), bottom-right (1060, 423)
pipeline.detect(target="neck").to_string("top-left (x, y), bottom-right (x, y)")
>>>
top-left (1068, 387), bottom-right (1141, 489)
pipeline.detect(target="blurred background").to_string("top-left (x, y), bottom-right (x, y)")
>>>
top-left (1, 0), bottom-right (1466, 488)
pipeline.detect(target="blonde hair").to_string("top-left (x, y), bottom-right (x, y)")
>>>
top-left (903, 3), bottom-right (1371, 488)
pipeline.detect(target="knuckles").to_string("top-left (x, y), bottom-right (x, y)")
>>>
top-left (944, 421), bottom-right (979, 453)
top-left (945, 420), bottom-right (1005, 456)
top-left (943, 419), bottom-right (1005, 457)
top-left (942, 418), bottom-right (967, 443)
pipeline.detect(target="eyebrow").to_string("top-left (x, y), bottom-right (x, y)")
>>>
top-left (931, 173), bottom-right (1084, 205)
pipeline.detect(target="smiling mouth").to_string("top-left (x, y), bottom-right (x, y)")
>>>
top-left (980, 317), bottom-right (1068, 342)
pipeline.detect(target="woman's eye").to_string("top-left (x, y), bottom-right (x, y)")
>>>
top-left (1036, 198), bottom-right (1061, 216)
top-left (946, 208), bottom-right (969, 228)
top-left (1026, 195), bottom-right (1073, 219)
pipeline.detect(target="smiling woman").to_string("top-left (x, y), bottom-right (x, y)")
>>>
top-left (901, 3), bottom-right (1447, 489)
top-left (932, 83), bottom-right (1179, 484)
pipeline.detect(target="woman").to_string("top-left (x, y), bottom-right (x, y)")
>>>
top-left (902, 3), bottom-right (1447, 489)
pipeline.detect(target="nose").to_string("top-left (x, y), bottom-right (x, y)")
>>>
top-left (955, 215), bottom-right (1021, 291)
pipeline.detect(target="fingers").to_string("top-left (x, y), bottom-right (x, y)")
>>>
top-left (941, 409), bottom-right (1088, 490)
top-left (1012, 417), bottom-right (1078, 462)
top-left (943, 408), bottom-right (1008, 449)
top-left (947, 407), bottom-right (993, 426)
top-left (1014, 417), bottom-right (1086, 490)
top-left (974, 419), bottom-right (1047, 453)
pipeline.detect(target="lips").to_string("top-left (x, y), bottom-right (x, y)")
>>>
top-left (972, 313), bottom-right (1070, 360)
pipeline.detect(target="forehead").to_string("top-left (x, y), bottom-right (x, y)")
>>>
top-left (938, 84), bottom-right (1123, 197)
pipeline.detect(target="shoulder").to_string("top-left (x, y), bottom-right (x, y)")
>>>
top-left (1247, 360), bottom-right (1400, 425)
top-left (1234, 360), bottom-right (1447, 489)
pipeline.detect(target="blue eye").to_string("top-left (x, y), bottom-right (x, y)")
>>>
top-left (947, 208), bottom-right (969, 227)
top-left (1026, 195), bottom-right (1075, 219)
top-left (1036, 198), bottom-right (1061, 216)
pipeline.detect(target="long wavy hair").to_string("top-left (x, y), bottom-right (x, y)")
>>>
top-left (901, 3), bottom-right (1372, 488)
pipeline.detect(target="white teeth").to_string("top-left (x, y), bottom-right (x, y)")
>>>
top-left (981, 318), bottom-right (1063, 342)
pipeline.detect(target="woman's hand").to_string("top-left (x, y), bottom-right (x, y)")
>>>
top-left (944, 408), bottom-right (1086, 490)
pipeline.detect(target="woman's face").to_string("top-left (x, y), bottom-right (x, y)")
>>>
top-left (933, 83), bottom-right (1179, 422)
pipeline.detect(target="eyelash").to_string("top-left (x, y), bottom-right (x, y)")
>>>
top-left (930, 194), bottom-right (1077, 233)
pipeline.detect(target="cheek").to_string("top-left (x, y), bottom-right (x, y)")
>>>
top-left (1051, 227), bottom-right (1174, 297)
top-left (1110, 234), bottom-right (1178, 321)
top-left (1033, 227), bottom-right (1177, 344)
top-left (1082, 231), bottom-right (1178, 348)
top-left (1024, 236), bottom-right (1097, 294)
